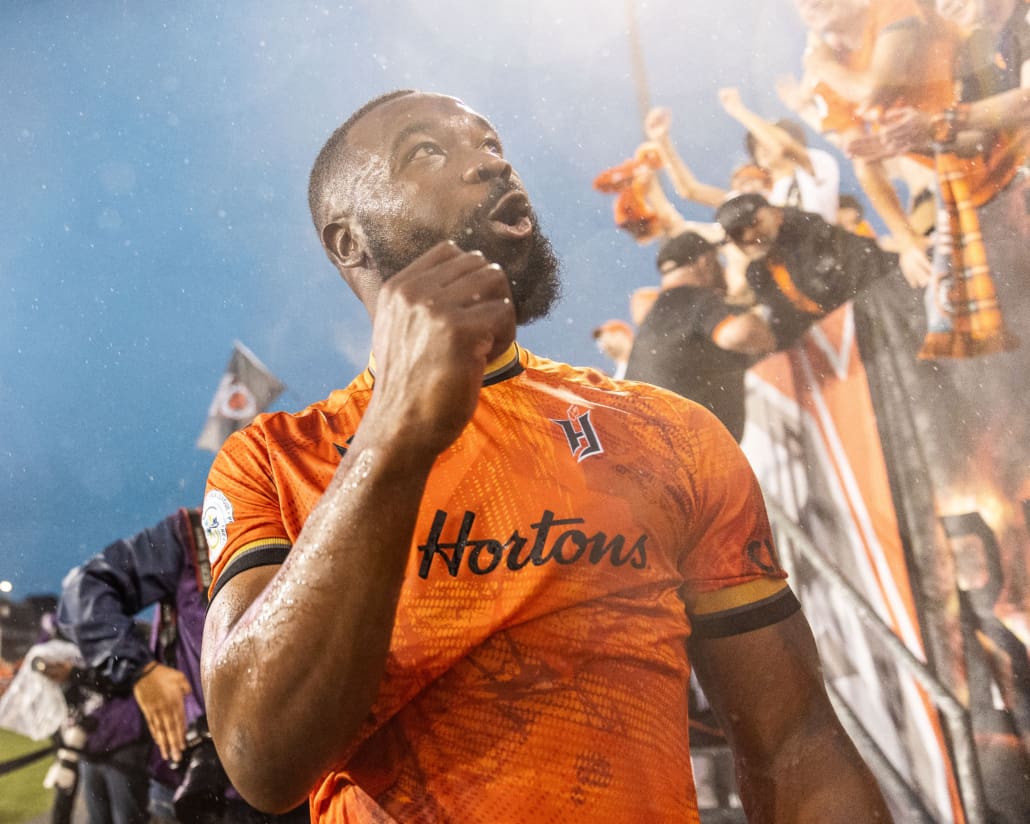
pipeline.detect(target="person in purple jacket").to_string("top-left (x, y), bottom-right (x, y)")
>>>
top-left (58, 508), bottom-right (308, 824)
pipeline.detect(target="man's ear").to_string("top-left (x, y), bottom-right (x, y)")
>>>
top-left (321, 219), bottom-right (365, 270)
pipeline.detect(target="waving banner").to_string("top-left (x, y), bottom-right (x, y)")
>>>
top-left (197, 341), bottom-right (285, 452)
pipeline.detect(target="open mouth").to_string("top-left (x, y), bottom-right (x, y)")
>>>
top-left (487, 191), bottom-right (533, 239)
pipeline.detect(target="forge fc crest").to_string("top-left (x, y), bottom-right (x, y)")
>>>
top-left (551, 406), bottom-right (604, 462)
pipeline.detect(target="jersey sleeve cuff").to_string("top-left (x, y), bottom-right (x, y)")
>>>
top-left (691, 581), bottom-right (800, 640)
top-left (209, 538), bottom-right (292, 603)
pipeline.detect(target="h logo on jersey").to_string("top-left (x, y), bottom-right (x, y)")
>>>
top-left (551, 406), bottom-right (604, 462)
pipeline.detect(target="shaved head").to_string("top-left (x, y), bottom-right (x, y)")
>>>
top-left (307, 89), bottom-right (415, 235)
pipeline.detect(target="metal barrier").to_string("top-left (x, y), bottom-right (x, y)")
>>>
top-left (766, 501), bottom-right (989, 824)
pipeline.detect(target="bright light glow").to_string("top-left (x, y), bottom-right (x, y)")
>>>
top-left (0, 580), bottom-right (12, 594)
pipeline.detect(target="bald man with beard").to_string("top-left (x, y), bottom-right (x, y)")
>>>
top-left (200, 90), bottom-right (891, 824)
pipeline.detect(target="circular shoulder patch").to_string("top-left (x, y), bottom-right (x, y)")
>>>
top-left (202, 490), bottom-right (235, 565)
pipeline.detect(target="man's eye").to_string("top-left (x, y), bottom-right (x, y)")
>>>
top-left (481, 138), bottom-right (503, 155)
top-left (408, 142), bottom-right (442, 161)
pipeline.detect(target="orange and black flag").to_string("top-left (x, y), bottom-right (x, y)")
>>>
top-left (197, 341), bottom-right (285, 452)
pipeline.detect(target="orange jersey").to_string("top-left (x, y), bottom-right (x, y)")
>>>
top-left (204, 345), bottom-right (791, 823)
top-left (816, 0), bottom-right (958, 132)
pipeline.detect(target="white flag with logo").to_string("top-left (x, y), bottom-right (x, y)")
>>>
top-left (196, 341), bottom-right (285, 452)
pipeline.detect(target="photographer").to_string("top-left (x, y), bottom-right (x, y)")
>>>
top-left (31, 631), bottom-right (151, 824)
top-left (58, 508), bottom-right (309, 824)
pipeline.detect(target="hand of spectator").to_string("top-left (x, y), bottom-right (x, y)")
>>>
top-left (133, 662), bottom-right (192, 763)
top-left (896, 237), bottom-right (934, 287)
top-left (633, 142), bottom-right (660, 181)
top-left (879, 107), bottom-right (933, 155)
top-left (644, 107), bottom-right (671, 141)
top-left (718, 87), bottom-right (744, 115)
top-left (846, 108), bottom-right (932, 160)
top-left (633, 163), bottom-right (655, 185)
top-left (844, 130), bottom-right (892, 160)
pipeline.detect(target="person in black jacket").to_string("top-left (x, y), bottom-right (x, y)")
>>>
top-left (58, 508), bottom-right (309, 824)
top-left (715, 192), bottom-right (915, 350)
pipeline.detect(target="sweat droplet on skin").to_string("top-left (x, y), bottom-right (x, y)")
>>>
top-left (215, 451), bottom-right (380, 674)
top-left (339, 449), bottom-right (376, 494)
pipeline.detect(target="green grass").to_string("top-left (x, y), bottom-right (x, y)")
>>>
top-left (0, 728), bottom-right (54, 823)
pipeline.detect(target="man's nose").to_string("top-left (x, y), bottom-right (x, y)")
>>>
top-left (461, 155), bottom-right (512, 184)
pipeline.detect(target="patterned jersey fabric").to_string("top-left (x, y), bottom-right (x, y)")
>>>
top-left (204, 345), bottom-right (791, 823)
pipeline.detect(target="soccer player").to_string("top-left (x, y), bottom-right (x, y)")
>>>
top-left (200, 90), bottom-right (892, 823)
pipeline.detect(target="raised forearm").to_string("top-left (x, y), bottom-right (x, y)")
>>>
top-left (853, 158), bottom-right (919, 247)
top-left (645, 176), bottom-right (689, 237)
top-left (727, 103), bottom-right (813, 174)
top-left (203, 241), bottom-right (516, 812)
top-left (202, 430), bottom-right (438, 812)
top-left (655, 136), bottom-right (726, 208)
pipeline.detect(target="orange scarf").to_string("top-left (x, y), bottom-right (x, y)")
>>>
top-left (918, 148), bottom-right (1020, 359)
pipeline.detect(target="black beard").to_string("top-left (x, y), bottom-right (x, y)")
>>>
top-left (361, 183), bottom-right (562, 325)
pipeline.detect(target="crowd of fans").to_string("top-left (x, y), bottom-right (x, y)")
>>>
top-left (587, 5), bottom-right (1028, 817)
top-left (593, 0), bottom-right (1028, 430)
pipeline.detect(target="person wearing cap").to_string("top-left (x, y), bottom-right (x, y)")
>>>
top-left (591, 318), bottom-right (634, 379)
top-left (625, 231), bottom-right (777, 441)
top-left (716, 192), bottom-right (910, 350)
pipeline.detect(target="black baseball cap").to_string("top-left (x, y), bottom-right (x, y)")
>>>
top-left (715, 192), bottom-right (769, 241)
top-left (655, 231), bottom-right (715, 273)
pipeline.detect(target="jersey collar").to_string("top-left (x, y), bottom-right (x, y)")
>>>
top-left (366, 342), bottom-right (523, 386)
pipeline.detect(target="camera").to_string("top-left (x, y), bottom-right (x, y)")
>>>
top-left (171, 716), bottom-right (230, 824)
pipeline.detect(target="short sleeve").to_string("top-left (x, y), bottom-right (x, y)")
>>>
top-left (672, 403), bottom-right (788, 611)
top-left (687, 287), bottom-right (741, 341)
top-left (203, 426), bottom-right (292, 601)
